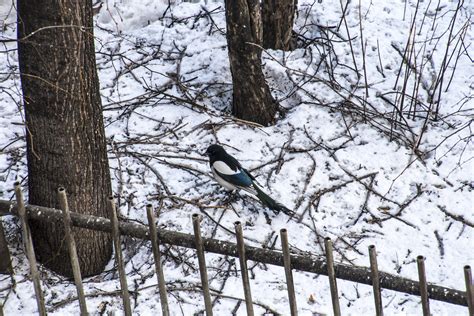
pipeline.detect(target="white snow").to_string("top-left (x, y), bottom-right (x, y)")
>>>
top-left (0, 0), bottom-right (472, 314)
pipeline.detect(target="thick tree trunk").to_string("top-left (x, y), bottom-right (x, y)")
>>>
top-left (0, 220), bottom-right (12, 274)
top-left (262, 0), bottom-right (297, 50)
top-left (17, 0), bottom-right (112, 277)
top-left (225, 0), bottom-right (278, 126)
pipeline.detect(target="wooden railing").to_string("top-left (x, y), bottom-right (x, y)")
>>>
top-left (0, 192), bottom-right (472, 315)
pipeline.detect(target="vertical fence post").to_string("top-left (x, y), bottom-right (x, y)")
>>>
top-left (145, 204), bottom-right (169, 316)
top-left (108, 197), bottom-right (132, 316)
top-left (465, 265), bottom-right (473, 316)
top-left (417, 255), bottom-right (430, 316)
top-left (57, 187), bottom-right (88, 315)
top-left (234, 221), bottom-right (254, 316)
top-left (369, 245), bottom-right (383, 316)
top-left (324, 238), bottom-right (341, 316)
top-left (192, 214), bottom-right (213, 316)
top-left (280, 228), bottom-right (298, 316)
top-left (14, 182), bottom-right (46, 316)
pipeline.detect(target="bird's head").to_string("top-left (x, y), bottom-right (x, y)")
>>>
top-left (205, 144), bottom-right (225, 158)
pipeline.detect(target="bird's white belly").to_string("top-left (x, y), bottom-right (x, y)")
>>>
top-left (212, 169), bottom-right (237, 191)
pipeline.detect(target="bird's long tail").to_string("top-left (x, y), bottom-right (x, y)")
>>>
top-left (252, 182), bottom-right (294, 216)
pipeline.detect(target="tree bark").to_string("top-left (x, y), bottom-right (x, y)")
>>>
top-left (225, 0), bottom-right (278, 126)
top-left (0, 219), bottom-right (12, 274)
top-left (262, 0), bottom-right (297, 50)
top-left (17, 0), bottom-right (112, 277)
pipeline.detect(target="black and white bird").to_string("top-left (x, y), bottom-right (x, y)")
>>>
top-left (205, 144), bottom-right (294, 216)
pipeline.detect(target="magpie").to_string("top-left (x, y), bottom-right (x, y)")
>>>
top-left (205, 144), bottom-right (294, 216)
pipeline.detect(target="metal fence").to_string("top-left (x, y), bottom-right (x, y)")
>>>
top-left (0, 184), bottom-right (472, 315)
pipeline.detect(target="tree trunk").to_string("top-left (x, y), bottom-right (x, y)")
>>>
top-left (0, 219), bottom-right (12, 274)
top-left (225, 0), bottom-right (278, 126)
top-left (262, 0), bottom-right (297, 50)
top-left (17, 0), bottom-right (112, 277)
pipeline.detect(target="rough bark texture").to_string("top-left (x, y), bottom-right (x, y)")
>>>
top-left (0, 199), bottom-right (469, 307)
top-left (225, 0), bottom-right (278, 125)
top-left (0, 219), bottom-right (12, 274)
top-left (262, 0), bottom-right (297, 50)
top-left (17, 0), bottom-right (112, 277)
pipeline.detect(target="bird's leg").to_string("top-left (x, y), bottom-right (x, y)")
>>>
top-left (222, 189), bottom-right (239, 204)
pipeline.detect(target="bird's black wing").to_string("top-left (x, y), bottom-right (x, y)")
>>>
top-left (213, 167), bottom-right (254, 188)
top-left (222, 152), bottom-right (242, 171)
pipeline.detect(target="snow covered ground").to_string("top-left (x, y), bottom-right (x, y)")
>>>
top-left (0, 0), bottom-right (472, 314)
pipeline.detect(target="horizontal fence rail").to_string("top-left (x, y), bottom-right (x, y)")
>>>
top-left (0, 199), bottom-right (469, 307)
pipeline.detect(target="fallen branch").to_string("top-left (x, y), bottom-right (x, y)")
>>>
top-left (437, 205), bottom-right (474, 228)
